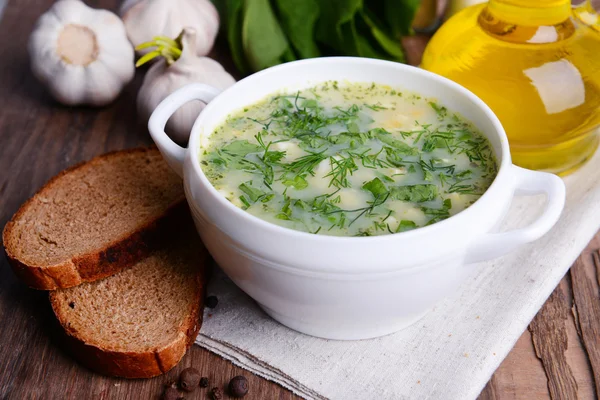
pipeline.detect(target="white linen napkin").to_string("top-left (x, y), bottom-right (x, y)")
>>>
top-left (196, 150), bottom-right (600, 400)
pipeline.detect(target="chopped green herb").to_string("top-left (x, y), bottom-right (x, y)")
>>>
top-left (222, 140), bottom-right (263, 156)
top-left (364, 103), bottom-right (388, 111)
top-left (423, 170), bottom-right (434, 182)
top-left (396, 220), bottom-right (417, 233)
top-left (239, 182), bottom-right (267, 202)
top-left (201, 81), bottom-right (497, 237)
top-left (421, 198), bottom-right (453, 225)
top-left (283, 151), bottom-right (327, 177)
top-left (362, 178), bottom-right (388, 198)
top-left (390, 184), bottom-right (438, 203)
top-left (376, 132), bottom-right (418, 155)
top-left (429, 101), bottom-right (448, 120)
top-left (325, 154), bottom-right (358, 188)
top-left (239, 195), bottom-right (251, 209)
top-left (282, 175), bottom-right (309, 190)
top-left (346, 121), bottom-right (360, 133)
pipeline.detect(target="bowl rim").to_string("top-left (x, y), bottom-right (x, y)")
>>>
top-left (186, 56), bottom-right (512, 243)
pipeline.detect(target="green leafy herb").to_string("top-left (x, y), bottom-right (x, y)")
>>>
top-left (351, 148), bottom-right (392, 169)
top-left (422, 129), bottom-right (456, 153)
top-left (276, 196), bottom-right (293, 220)
top-left (272, 0), bottom-right (321, 58)
top-left (423, 170), bottom-right (434, 182)
top-left (241, 0), bottom-right (291, 72)
top-left (283, 151), bottom-right (327, 177)
top-left (219, 0), bottom-right (420, 74)
top-left (346, 121), bottom-right (360, 133)
top-left (364, 103), bottom-right (388, 111)
top-left (420, 158), bottom-right (456, 175)
top-left (396, 220), bottom-right (417, 233)
top-left (316, 0), bottom-right (364, 55)
top-left (377, 172), bottom-right (395, 182)
top-left (429, 101), bottom-right (448, 120)
top-left (421, 198), bottom-right (453, 225)
top-left (326, 154), bottom-right (358, 188)
top-left (361, 10), bottom-right (406, 62)
top-left (376, 132), bottom-right (418, 155)
top-left (362, 177), bottom-right (387, 197)
top-left (311, 191), bottom-right (342, 215)
top-left (448, 182), bottom-right (481, 195)
top-left (327, 192), bottom-right (391, 227)
top-left (239, 195), bottom-right (251, 209)
top-left (222, 140), bottom-right (262, 156)
top-left (390, 184), bottom-right (438, 203)
top-left (282, 175), bottom-right (309, 190)
top-left (381, 0), bottom-right (421, 37)
top-left (239, 182), bottom-right (265, 202)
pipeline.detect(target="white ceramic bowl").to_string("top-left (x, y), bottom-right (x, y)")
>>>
top-left (148, 57), bottom-right (566, 340)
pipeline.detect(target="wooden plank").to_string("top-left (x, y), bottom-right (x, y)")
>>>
top-left (528, 284), bottom-right (578, 399)
top-left (479, 330), bottom-right (551, 400)
top-left (570, 253), bottom-right (600, 396)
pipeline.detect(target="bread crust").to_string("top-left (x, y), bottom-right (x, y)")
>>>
top-left (2, 148), bottom-right (187, 290)
top-left (49, 250), bottom-right (208, 379)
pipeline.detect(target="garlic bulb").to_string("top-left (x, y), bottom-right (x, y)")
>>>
top-left (121, 0), bottom-right (219, 57)
top-left (28, 0), bottom-right (135, 106)
top-left (137, 28), bottom-right (235, 143)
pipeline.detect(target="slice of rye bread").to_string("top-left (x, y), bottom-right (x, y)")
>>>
top-left (50, 234), bottom-right (208, 378)
top-left (3, 147), bottom-right (187, 290)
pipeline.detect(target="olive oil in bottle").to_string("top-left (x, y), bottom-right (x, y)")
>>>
top-left (422, 0), bottom-right (600, 175)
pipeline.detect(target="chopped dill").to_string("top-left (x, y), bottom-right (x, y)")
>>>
top-left (201, 81), bottom-right (498, 237)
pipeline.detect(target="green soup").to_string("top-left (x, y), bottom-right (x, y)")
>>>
top-left (199, 81), bottom-right (498, 237)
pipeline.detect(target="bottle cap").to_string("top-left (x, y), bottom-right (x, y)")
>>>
top-left (488, 0), bottom-right (571, 25)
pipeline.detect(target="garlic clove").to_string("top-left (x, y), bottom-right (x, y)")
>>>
top-left (50, 66), bottom-right (87, 106)
top-left (29, 25), bottom-right (62, 86)
top-left (97, 48), bottom-right (135, 84)
top-left (155, 57), bottom-right (236, 144)
top-left (93, 22), bottom-right (135, 82)
top-left (122, 0), bottom-right (219, 57)
top-left (84, 61), bottom-right (126, 106)
top-left (136, 28), bottom-right (235, 143)
top-left (52, 0), bottom-right (88, 22)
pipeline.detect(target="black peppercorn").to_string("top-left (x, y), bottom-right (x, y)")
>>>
top-left (210, 387), bottom-right (223, 400)
top-left (162, 387), bottom-right (182, 400)
top-left (179, 367), bottom-right (201, 392)
top-left (206, 296), bottom-right (218, 309)
top-left (228, 376), bottom-right (249, 398)
top-left (199, 376), bottom-right (209, 388)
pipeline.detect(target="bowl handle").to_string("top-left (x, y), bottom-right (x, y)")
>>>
top-left (465, 165), bottom-right (566, 264)
top-left (148, 83), bottom-right (222, 177)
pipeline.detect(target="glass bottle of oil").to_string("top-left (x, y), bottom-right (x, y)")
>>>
top-left (421, 0), bottom-right (600, 175)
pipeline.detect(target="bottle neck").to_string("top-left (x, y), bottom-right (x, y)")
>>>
top-left (487, 0), bottom-right (571, 26)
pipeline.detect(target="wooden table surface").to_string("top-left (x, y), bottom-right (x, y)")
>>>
top-left (1, 1), bottom-right (598, 399)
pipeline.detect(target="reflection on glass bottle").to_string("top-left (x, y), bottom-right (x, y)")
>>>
top-left (421, 0), bottom-right (600, 175)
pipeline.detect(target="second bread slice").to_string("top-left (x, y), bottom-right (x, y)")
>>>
top-left (50, 234), bottom-right (208, 378)
top-left (3, 148), bottom-right (186, 290)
